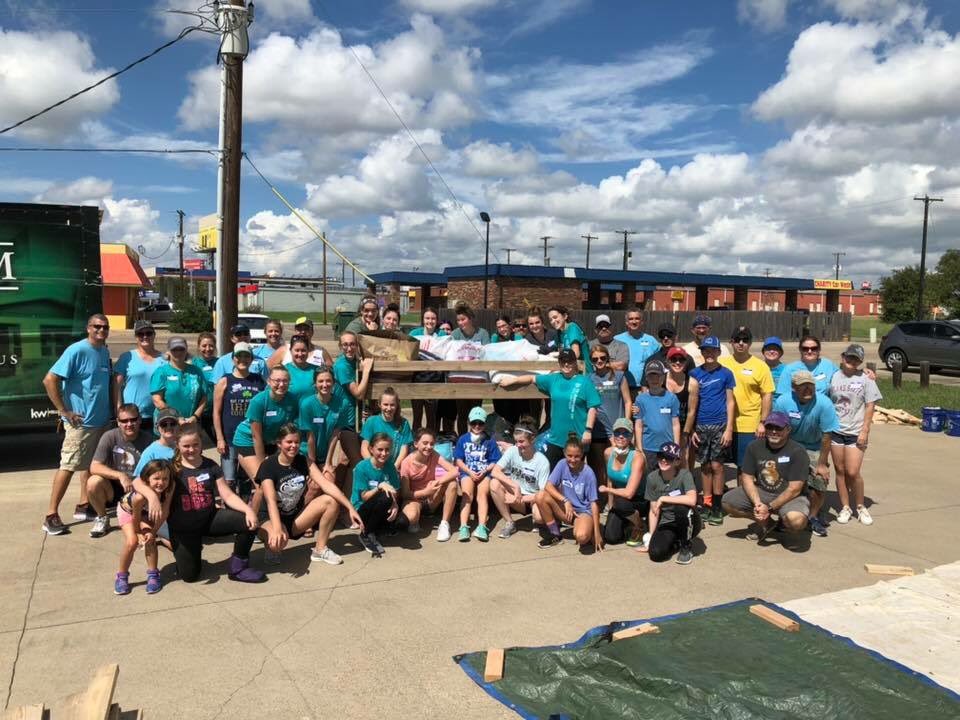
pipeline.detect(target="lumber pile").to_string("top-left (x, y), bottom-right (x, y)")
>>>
top-left (872, 406), bottom-right (921, 426)
top-left (3, 663), bottom-right (142, 720)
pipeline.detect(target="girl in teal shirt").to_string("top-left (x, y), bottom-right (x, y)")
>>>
top-left (360, 387), bottom-right (413, 469)
top-left (284, 336), bottom-right (318, 409)
top-left (547, 305), bottom-right (592, 374)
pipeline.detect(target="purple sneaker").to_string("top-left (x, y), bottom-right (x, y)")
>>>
top-left (146, 570), bottom-right (162, 594)
top-left (114, 572), bottom-right (130, 595)
top-left (227, 555), bottom-right (266, 583)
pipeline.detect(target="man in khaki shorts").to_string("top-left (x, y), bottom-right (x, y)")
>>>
top-left (41, 314), bottom-right (114, 535)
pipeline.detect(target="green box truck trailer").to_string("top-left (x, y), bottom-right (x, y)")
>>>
top-left (0, 203), bottom-right (103, 429)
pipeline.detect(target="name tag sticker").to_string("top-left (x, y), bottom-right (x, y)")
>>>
top-left (788, 412), bottom-right (801, 419)
top-left (814, 373), bottom-right (826, 380)
top-left (167, 375), bottom-right (179, 381)
top-left (668, 489), bottom-right (682, 497)
top-left (197, 472), bottom-right (210, 481)
top-left (602, 381), bottom-right (614, 387)
top-left (777, 456), bottom-right (790, 463)
top-left (113, 447), bottom-right (125, 453)
top-left (741, 369), bottom-right (753, 375)
top-left (265, 410), bottom-right (278, 417)
top-left (850, 382), bottom-right (863, 389)
top-left (659, 407), bottom-right (672, 414)
top-left (368, 480), bottom-right (378, 488)
top-left (313, 417), bottom-right (324, 424)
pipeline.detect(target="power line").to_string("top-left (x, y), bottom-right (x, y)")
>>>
top-left (0, 147), bottom-right (216, 155)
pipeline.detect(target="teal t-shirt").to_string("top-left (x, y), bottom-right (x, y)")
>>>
top-left (535, 373), bottom-right (603, 448)
top-left (116, 351), bottom-right (166, 417)
top-left (350, 458), bottom-right (400, 509)
top-left (149, 362), bottom-right (206, 429)
top-left (409, 327), bottom-right (447, 337)
top-left (284, 362), bottom-right (317, 409)
top-left (231, 389), bottom-right (300, 448)
top-left (297, 386), bottom-right (352, 462)
top-left (190, 356), bottom-right (216, 418)
top-left (361, 414), bottom-right (413, 466)
top-left (332, 354), bottom-right (358, 427)
top-left (559, 322), bottom-right (592, 373)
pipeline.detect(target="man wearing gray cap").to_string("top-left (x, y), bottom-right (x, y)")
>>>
top-left (588, 314), bottom-right (628, 372)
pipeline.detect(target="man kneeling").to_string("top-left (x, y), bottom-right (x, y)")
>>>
top-left (721, 411), bottom-right (809, 541)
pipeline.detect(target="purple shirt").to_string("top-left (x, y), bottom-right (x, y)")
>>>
top-left (548, 461), bottom-right (598, 515)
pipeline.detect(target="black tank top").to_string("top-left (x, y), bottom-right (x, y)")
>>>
top-left (221, 372), bottom-right (266, 445)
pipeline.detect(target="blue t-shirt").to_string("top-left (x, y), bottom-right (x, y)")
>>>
top-left (350, 459), bottom-right (400, 509)
top-left (409, 327), bottom-right (447, 337)
top-left (774, 392), bottom-right (840, 451)
top-left (332, 354), bottom-right (358, 427)
top-left (50, 339), bottom-right (113, 427)
top-left (133, 440), bottom-right (175, 477)
top-left (769, 363), bottom-right (786, 399)
top-left (115, 351), bottom-right (166, 417)
top-left (690, 364), bottom-right (736, 426)
top-left (615, 331), bottom-right (661, 388)
top-left (211, 351), bottom-right (267, 383)
top-left (253, 343), bottom-right (276, 361)
top-left (776, 358), bottom-right (839, 398)
top-left (231, 390), bottom-right (300, 448)
top-left (361, 414), bottom-right (413, 467)
top-left (590, 370), bottom-right (626, 438)
top-left (633, 390), bottom-right (680, 451)
top-left (548, 461), bottom-right (598, 515)
top-left (453, 432), bottom-right (502, 478)
top-left (190, 356), bottom-right (216, 418)
top-left (535, 373), bottom-right (603, 448)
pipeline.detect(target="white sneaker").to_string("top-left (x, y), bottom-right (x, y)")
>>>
top-left (311, 547), bottom-right (343, 565)
top-left (857, 505), bottom-right (873, 526)
top-left (836, 506), bottom-right (853, 524)
top-left (436, 520), bottom-right (451, 542)
top-left (89, 515), bottom-right (110, 538)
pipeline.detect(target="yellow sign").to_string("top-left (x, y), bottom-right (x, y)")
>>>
top-left (814, 279), bottom-right (853, 290)
top-left (670, 290), bottom-right (685, 301)
top-left (198, 213), bottom-right (219, 251)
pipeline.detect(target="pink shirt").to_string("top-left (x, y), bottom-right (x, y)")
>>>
top-left (400, 452), bottom-right (441, 493)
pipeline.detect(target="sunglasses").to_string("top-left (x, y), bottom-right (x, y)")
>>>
top-left (118, 417), bottom-right (140, 424)
top-left (733, 337), bottom-right (750, 344)
top-left (158, 421), bottom-right (178, 429)
top-left (136, 331), bottom-right (155, 338)
top-left (513, 324), bottom-right (527, 330)
top-left (668, 357), bottom-right (686, 364)
top-left (590, 355), bottom-right (607, 362)
top-left (90, 324), bottom-right (109, 330)
top-left (612, 429), bottom-right (632, 438)
top-left (801, 346), bottom-right (819, 352)
top-left (657, 454), bottom-right (677, 462)
top-left (469, 420), bottom-right (486, 426)
top-left (658, 334), bottom-right (675, 340)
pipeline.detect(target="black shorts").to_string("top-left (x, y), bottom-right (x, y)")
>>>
top-left (831, 432), bottom-right (858, 446)
top-left (237, 444), bottom-right (277, 458)
top-left (106, 479), bottom-right (126, 508)
top-left (257, 506), bottom-right (305, 539)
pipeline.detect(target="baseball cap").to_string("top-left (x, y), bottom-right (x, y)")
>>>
top-left (645, 359), bottom-right (667, 375)
top-left (762, 336), bottom-right (783, 351)
top-left (656, 322), bottom-right (676, 338)
top-left (658, 441), bottom-right (682, 460)
top-left (232, 341), bottom-right (253, 357)
top-left (167, 336), bottom-right (187, 351)
top-left (666, 346), bottom-right (688, 360)
top-left (791, 369), bottom-right (816, 386)
top-left (764, 411), bottom-right (790, 429)
top-left (700, 335), bottom-right (720, 349)
top-left (731, 326), bottom-right (752, 342)
top-left (468, 406), bottom-right (488, 424)
top-left (133, 319), bottom-right (154, 334)
top-left (595, 314), bottom-right (612, 327)
top-left (692, 314), bottom-right (712, 327)
top-left (295, 316), bottom-right (313, 328)
top-left (843, 343), bottom-right (865, 361)
top-left (557, 348), bottom-right (578, 363)
top-left (230, 323), bottom-right (250, 336)
top-left (156, 407), bottom-right (180, 424)
top-left (612, 418), bottom-right (633, 434)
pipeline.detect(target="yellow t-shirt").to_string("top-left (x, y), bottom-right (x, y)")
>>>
top-left (719, 354), bottom-right (774, 433)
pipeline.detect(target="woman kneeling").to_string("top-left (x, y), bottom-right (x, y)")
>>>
top-left (534, 436), bottom-right (603, 552)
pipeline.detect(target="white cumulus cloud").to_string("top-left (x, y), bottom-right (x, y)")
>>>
top-left (461, 141), bottom-right (539, 177)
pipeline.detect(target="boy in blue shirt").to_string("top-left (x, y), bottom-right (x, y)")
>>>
top-left (453, 407), bottom-right (501, 542)
top-left (690, 336), bottom-right (736, 526)
top-left (633, 360), bottom-right (680, 472)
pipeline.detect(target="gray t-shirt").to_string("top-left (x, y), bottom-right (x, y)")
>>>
top-left (92, 428), bottom-right (153, 476)
top-left (644, 468), bottom-right (696, 525)
top-left (742, 438), bottom-right (808, 495)
top-left (829, 370), bottom-right (882, 436)
top-left (589, 369), bottom-right (626, 438)
top-left (589, 338), bottom-right (629, 367)
top-left (496, 446), bottom-right (551, 496)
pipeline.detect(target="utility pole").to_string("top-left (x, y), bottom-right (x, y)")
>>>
top-left (501, 248), bottom-right (517, 264)
top-left (832, 252), bottom-right (846, 280)
top-left (581, 234), bottom-right (597, 269)
top-left (341, 257), bottom-right (346, 284)
top-left (215, 0), bottom-right (251, 353)
top-left (176, 209), bottom-right (185, 283)
top-left (540, 236), bottom-right (553, 267)
top-left (914, 194), bottom-right (943, 320)
top-left (322, 231), bottom-right (328, 322)
top-left (615, 230), bottom-right (636, 271)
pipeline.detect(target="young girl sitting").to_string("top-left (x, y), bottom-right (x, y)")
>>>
top-left (351, 433), bottom-right (406, 557)
top-left (488, 416), bottom-right (551, 539)
top-left (453, 407), bottom-right (501, 542)
top-left (534, 435), bottom-right (603, 551)
top-left (643, 442), bottom-right (700, 564)
top-left (115, 459), bottom-right (173, 595)
top-left (399, 428), bottom-right (459, 541)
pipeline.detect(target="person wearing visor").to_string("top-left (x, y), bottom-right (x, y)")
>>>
top-left (643, 441), bottom-right (699, 564)
top-left (150, 336), bottom-right (206, 432)
top-left (588, 314), bottom-right (628, 372)
top-left (597, 418), bottom-right (647, 546)
top-left (720, 326), bottom-right (774, 475)
top-left (114, 319), bottom-right (165, 433)
top-left (212, 324), bottom-right (267, 382)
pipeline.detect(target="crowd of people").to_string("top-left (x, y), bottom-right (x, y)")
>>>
top-left (40, 303), bottom-right (881, 594)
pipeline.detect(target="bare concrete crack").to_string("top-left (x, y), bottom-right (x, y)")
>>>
top-left (3, 533), bottom-right (46, 711)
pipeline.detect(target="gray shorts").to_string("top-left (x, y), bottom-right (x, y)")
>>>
top-left (695, 424), bottom-right (729, 465)
top-left (722, 486), bottom-right (810, 518)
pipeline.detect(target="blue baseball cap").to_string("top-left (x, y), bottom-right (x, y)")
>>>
top-left (700, 335), bottom-right (720, 349)
top-left (658, 442), bottom-right (682, 460)
top-left (762, 336), bottom-right (783, 351)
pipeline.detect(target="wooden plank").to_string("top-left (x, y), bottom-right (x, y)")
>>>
top-left (612, 623), bottom-right (660, 641)
top-left (484, 648), bottom-right (505, 682)
top-left (865, 563), bottom-right (914, 576)
top-left (4, 705), bottom-right (45, 720)
top-left (749, 604), bottom-right (799, 632)
top-left (63, 664), bottom-right (119, 720)
top-left (367, 383), bottom-right (546, 400)
top-left (371, 360), bottom-right (563, 372)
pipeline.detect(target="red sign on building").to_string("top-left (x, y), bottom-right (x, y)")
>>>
top-left (184, 259), bottom-right (205, 271)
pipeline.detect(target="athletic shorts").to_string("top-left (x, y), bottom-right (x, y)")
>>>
top-left (831, 432), bottom-right (858, 447)
top-left (59, 423), bottom-right (106, 472)
top-left (257, 507), bottom-right (305, 540)
top-left (695, 424), bottom-right (728, 465)
top-left (805, 449), bottom-right (828, 492)
top-left (721, 485), bottom-right (810, 518)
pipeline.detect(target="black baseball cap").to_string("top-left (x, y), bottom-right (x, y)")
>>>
top-left (657, 323), bottom-right (676, 338)
top-left (230, 323), bottom-right (250, 336)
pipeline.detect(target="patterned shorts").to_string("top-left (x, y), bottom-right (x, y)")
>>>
top-left (695, 424), bottom-right (729, 465)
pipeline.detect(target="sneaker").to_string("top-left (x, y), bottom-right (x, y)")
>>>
top-left (408, 523), bottom-right (421, 534)
top-left (746, 520), bottom-right (773, 543)
top-left (311, 547), bottom-right (343, 565)
top-left (145, 570), bottom-right (162, 594)
top-left (89, 515), bottom-right (110, 538)
top-left (358, 532), bottom-right (379, 555)
top-left (808, 516), bottom-right (828, 537)
top-left (436, 521), bottom-right (452, 542)
top-left (372, 536), bottom-right (386, 555)
top-left (498, 522), bottom-right (517, 539)
top-left (675, 546), bottom-right (694, 565)
top-left (473, 524), bottom-right (489, 542)
top-left (857, 505), bottom-right (873, 526)
top-left (73, 503), bottom-right (96, 521)
top-left (458, 525), bottom-right (471, 542)
top-left (836, 506), bottom-right (853, 524)
top-left (625, 527), bottom-right (644, 547)
top-left (538, 534), bottom-right (563, 549)
top-left (707, 508), bottom-right (724, 526)
top-left (114, 572), bottom-right (130, 595)
top-left (227, 555), bottom-right (266, 583)
top-left (42, 513), bottom-right (66, 536)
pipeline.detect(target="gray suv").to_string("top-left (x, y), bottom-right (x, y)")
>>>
top-left (879, 320), bottom-right (960, 371)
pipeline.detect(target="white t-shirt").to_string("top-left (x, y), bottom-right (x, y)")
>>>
top-left (496, 446), bottom-right (551, 496)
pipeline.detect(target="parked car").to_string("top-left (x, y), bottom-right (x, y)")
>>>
top-left (879, 320), bottom-right (960, 372)
top-left (140, 301), bottom-right (175, 324)
top-left (238, 313), bottom-right (269, 344)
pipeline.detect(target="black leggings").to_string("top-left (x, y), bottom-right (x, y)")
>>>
top-left (357, 490), bottom-right (407, 536)
top-left (648, 509), bottom-right (701, 563)
top-left (604, 495), bottom-right (649, 544)
top-left (170, 509), bottom-right (257, 583)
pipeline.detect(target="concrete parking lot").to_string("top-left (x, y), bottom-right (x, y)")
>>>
top-left (1, 424), bottom-right (958, 718)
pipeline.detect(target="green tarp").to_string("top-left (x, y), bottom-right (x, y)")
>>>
top-left (455, 600), bottom-right (959, 720)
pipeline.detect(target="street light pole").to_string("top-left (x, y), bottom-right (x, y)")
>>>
top-left (480, 211), bottom-right (491, 308)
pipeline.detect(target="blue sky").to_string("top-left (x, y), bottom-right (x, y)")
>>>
top-left (1, 0), bottom-right (959, 285)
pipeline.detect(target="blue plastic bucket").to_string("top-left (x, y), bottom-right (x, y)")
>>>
top-left (921, 407), bottom-right (946, 433)
top-left (946, 410), bottom-right (960, 437)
